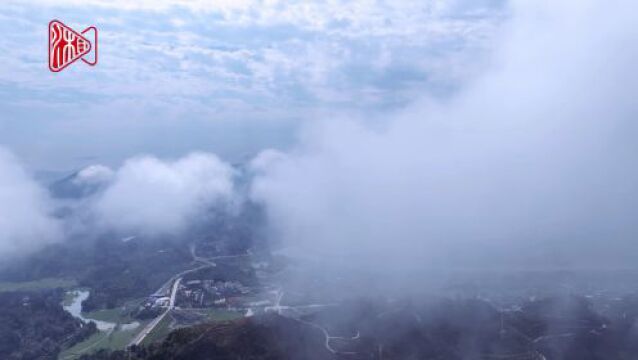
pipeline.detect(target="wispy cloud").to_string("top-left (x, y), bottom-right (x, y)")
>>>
top-left (0, 147), bottom-right (61, 258)
top-left (0, 1), bottom-right (504, 168)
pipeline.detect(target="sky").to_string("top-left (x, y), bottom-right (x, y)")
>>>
top-left (0, 0), bottom-right (504, 171)
top-left (2, 0), bottom-right (636, 271)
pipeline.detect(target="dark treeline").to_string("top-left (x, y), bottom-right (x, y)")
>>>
top-left (0, 237), bottom-right (193, 312)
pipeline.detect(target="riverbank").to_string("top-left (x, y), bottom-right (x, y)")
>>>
top-left (59, 290), bottom-right (143, 359)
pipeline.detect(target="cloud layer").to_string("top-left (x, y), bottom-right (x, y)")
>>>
top-left (0, 0), bottom-right (503, 169)
top-left (0, 149), bottom-right (238, 259)
top-left (251, 0), bottom-right (638, 270)
top-left (0, 147), bottom-right (60, 258)
top-left (93, 153), bottom-right (235, 235)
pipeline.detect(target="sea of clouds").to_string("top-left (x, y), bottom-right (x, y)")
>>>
top-left (1, 1), bottom-right (637, 270)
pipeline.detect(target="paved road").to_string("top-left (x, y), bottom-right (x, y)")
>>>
top-left (128, 277), bottom-right (182, 348)
top-left (128, 244), bottom-right (250, 349)
top-left (169, 277), bottom-right (182, 308)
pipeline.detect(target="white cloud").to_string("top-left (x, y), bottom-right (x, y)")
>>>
top-left (25, 0), bottom-right (496, 30)
top-left (249, 148), bottom-right (287, 174)
top-left (93, 152), bottom-right (235, 235)
top-left (0, 147), bottom-right (60, 258)
top-left (0, 1), bottom-right (504, 168)
top-left (73, 164), bottom-right (114, 186)
top-left (251, 0), bottom-right (638, 270)
top-left (1, 0), bottom-right (500, 105)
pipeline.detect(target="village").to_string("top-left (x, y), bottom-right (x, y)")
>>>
top-left (145, 279), bottom-right (252, 310)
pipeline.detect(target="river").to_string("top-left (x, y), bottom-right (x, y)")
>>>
top-left (63, 290), bottom-right (117, 332)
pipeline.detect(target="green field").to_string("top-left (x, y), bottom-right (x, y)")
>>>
top-left (201, 308), bottom-right (244, 322)
top-left (0, 278), bottom-right (77, 293)
top-left (105, 327), bottom-right (142, 351)
top-left (59, 322), bottom-right (146, 359)
top-left (59, 331), bottom-right (109, 360)
top-left (141, 314), bottom-right (173, 346)
top-left (83, 308), bottom-right (127, 323)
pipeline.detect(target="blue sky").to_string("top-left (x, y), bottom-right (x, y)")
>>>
top-left (0, 0), bottom-right (504, 171)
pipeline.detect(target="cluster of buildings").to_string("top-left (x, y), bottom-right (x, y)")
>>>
top-left (139, 278), bottom-right (252, 314)
top-left (142, 294), bottom-right (170, 311)
top-left (176, 279), bottom-right (251, 308)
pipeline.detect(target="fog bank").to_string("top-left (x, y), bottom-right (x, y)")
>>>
top-left (251, 0), bottom-right (638, 270)
top-left (0, 147), bottom-right (60, 258)
top-left (93, 153), bottom-right (236, 236)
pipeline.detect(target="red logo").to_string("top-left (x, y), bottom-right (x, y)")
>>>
top-left (48, 20), bottom-right (98, 72)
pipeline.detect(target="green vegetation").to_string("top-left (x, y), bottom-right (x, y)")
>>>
top-left (141, 314), bottom-right (173, 346)
top-left (0, 238), bottom-right (193, 312)
top-left (106, 327), bottom-right (141, 351)
top-left (60, 331), bottom-right (110, 360)
top-left (84, 308), bottom-right (128, 323)
top-left (60, 322), bottom-right (146, 359)
top-left (183, 261), bottom-right (257, 286)
top-left (0, 277), bottom-right (77, 293)
top-left (79, 242), bottom-right (193, 312)
top-left (0, 289), bottom-right (96, 359)
top-left (79, 314), bottom-right (326, 360)
top-left (200, 308), bottom-right (244, 322)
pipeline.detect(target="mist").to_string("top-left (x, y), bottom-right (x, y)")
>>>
top-left (92, 152), bottom-right (236, 236)
top-left (0, 0), bottom-right (636, 269)
top-left (250, 0), bottom-right (638, 271)
top-left (0, 147), bottom-right (60, 258)
top-left (2, 2), bottom-right (638, 358)
top-left (0, 149), bottom-right (240, 260)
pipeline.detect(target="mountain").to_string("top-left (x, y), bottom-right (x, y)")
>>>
top-left (49, 165), bottom-right (113, 199)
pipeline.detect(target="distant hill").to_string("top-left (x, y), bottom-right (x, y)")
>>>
top-left (49, 165), bottom-right (113, 199)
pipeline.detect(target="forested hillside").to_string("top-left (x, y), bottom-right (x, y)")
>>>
top-left (0, 289), bottom-right (96, 360)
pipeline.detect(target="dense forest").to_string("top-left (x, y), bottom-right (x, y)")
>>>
top-left (0, 289), bottom-right (96, 360)
top-left (0, 237), bottom-right (193, 311)
top-left (0, 206), bottom-right (261, 313)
